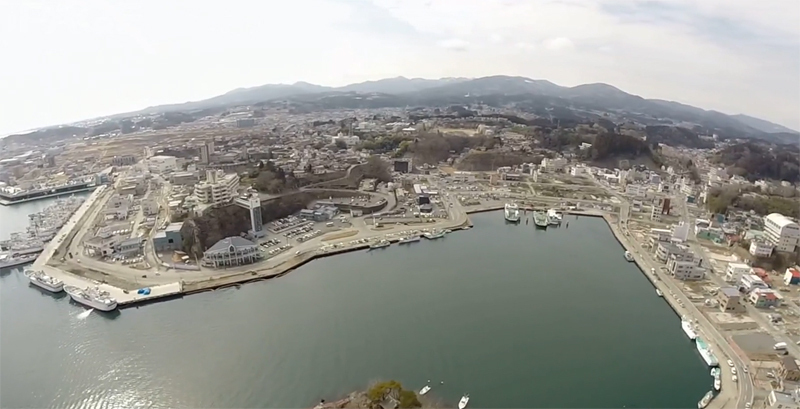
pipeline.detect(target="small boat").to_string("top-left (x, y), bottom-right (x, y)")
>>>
top-left (423, 230), bottom-right (446, 240)
top-left (458, 394), bottom-right (470, 409)
top-left (504, 203), bottom-right (521, 223)
top-left (697, 390), bottom-right (713, 409)
top-left (547, 208), bottom-right (562, 225)
top-left (533, 211), bottom-right (548, 228)
top-left (419, 385), bottom-right (431, 395)
top-left (369, 240), bottom-right (391, 249)
top-left (24, 269), bottom-right (64, 293)
top-left (656, 289), bottom-right (663, 297)
top-left (624, 251), bottom-right (634, 262)
top-left (399, 236), bottom-right (420, 244)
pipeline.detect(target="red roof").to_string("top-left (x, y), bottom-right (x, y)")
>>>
top-left (790, 268), bottom-right (800, 278)
top-left (752, 267), bottom-right (767, 276)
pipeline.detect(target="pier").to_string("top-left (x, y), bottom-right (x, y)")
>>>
top-left (0, 181), bottom-right (97, 205)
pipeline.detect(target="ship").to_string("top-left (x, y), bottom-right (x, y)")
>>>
top-left (711, 368), bottom-right (721, 391)
top-left (0, 252), bottom-right (38, 269)
top-left (369, 240), bottom-right (391, 249)
top-left (547, 209), bottom-right (562, 225)
top-left (682, 319), bottom-right (698, 340)
top-left (656, 289), bottom-right (663, 297)
top-left (64, 286), bottom-right (118, 311)
top-left (399, 236), bottom-right (420, 244)
top-left (24, 269), bottom-right (64, 293)
top-left (423, 230), bottom-right (446, 240)
top-left (696, 337), bottom-right (719, 367)
top-left (697, 391), bottom-right (713, 409)
top-left (504, 203), bottom-right (521, 223)
top-left (624, 251), bottom-right (635, 262)
top-left (533, 211), bottom-right (548, 228)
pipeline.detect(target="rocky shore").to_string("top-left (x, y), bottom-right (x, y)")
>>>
top-left (311, 381), bottom-right (447, 409)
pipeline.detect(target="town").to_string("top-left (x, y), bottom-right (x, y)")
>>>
top-left (2, 101), bottom-right (800, 409)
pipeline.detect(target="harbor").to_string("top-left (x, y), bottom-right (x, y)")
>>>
top-left (0, 210), bottom-right (710, 409)
top-left (0, 179), bottom-right (97, 205)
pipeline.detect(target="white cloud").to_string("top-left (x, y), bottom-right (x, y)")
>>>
top-left (437, 38), bottom-right (470, 51)
top-left (542, 37), bottom-right (574, 51)
top-left (0, 0), bottom-right (798, 134)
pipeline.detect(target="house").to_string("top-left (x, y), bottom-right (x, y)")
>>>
top-left (716, 287), bottom-right (746, 313)
top-left (748, 288), bottom-right (782, 308)
top-left (781, 357), bottom-right (800, 382)
top-left (749, 239), bottom-right (774, 257)
top-left (153, 222), bottom-right (184, 252)
top-left (202, 236), bottom-right (261, 268)
top-left (726, 262), bottom-right (752, 283)
top-left (767, 389), bottom-right (800, 409)
top-left (785, 267), bottom-right (800, 286)
top-left (740, 274), bottom-right (769, 292)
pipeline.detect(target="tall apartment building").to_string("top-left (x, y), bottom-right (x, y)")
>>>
top-left (764, 213), bottom-right (800, 253)
top-left (195, 170), bottom-right (239, 206)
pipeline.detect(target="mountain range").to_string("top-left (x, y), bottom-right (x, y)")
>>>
top-left (122, 75), bottom-right (796, 143)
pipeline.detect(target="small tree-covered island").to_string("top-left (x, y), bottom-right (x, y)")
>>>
top-left (313, 380), bottom-right (446, 409)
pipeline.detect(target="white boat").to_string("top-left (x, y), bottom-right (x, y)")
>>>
top-left (682, 319), bottom-right (698, 340)
top-left (697, 390), bottom-right (713, 409)
top-left (624, 251), bottom-right (635, 262)
top-left (399, 236), bottom-right (421, 244)
top-left (656, 289), bottom-right (663, 297)
top-left (419, 385), bottom-right (431, 395)
top-left (64, 286), bottom-right (117, 311)
top-left (504, 203), bottom-right (521, 223)
top-left (458, 394), bottom-right (469, 409)
top-left (423, 230), bottom-right (446, 240)
top-left (24, 269), bottom-right (64, 293)
top-left (547, 208), bottom-right (562, 225)
top-left (712, 369), bottom-right (721, 391)
top-left (369, 240), bottom-right (391, 249)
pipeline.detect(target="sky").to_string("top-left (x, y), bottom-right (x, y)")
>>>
top-left (1, 0), bottom-right (799, 135)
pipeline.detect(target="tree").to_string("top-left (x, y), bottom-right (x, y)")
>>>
top-left (335, 139), bottom-right (348, 150)
top-left (367, 380), bottom-right (421, 409)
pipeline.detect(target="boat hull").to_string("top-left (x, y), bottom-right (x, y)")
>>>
top-left (696, 338), bottom-right (719, 367)
top-left (28, 277), bottom-right (64, 293)
top-left (682, 320), bottom-right (698, 340)
top-left (67, 293), bottom-right (118, 311)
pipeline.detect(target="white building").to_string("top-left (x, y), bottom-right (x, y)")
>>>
top-left (749, 240), bottom-right (774, 258)
top-left (452, 171), bottom-right (475, 183)
top-left (569, 165), bottom-right (586, 177)
top-left (725, 262), bottom-right (752, 283)
top-left (330, 133), bottom-right (360, 146)
top-left (740, 274), bottom-right (769, 292)
top-left (625, 184), bottom-right (647, 198)
top-left (668, 254), bottom-right (704, 280)
top-left (202, 236), bottom-right (261, 268)
top-left (195, 170), bottom-right (240, 206)
top-left (764, 213), bottom-right (800, 252)
top-left (672, 221), bottom-right (691, 242)
top-left (650, 205), bottom-right (661, 222)
top-left (540, 157), bottom-right (566, 172)
top-left (148, 155), bottom-right (178, 173)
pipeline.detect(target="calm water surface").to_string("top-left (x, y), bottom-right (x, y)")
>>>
top-left (1, 205), bottom-right (709, 408)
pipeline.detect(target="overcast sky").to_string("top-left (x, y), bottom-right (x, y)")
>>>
top-left (1, 0), bottom-right (798, 135)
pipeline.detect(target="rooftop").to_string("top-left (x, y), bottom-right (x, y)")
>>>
top-left (206, 236), bottom-right (257, 253)
top-left (766, 213), bottom-right (799, 229)
top-left (719, 287), bottom-right (740, 298)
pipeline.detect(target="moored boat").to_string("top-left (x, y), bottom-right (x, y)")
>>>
top-left (656, 289), bottom-right (663, 297)
top-left (419, 385), bottom-right (431, 395)
top-left (711, 368), bottom-right (721, 391)
top-left (624, 251), bottom-right (635, 262)
top-left (399, 236), bottom-right (421, 244)
top-left (696, 337), bottom-right (719, 367)
top-left (532, 211), bottom-right (548, 228)
top-left (369, 240), bottom-right (391, 249)
top-left (697, 390), bottom-right (713, 409)
top-left (423, 230), bottom-right (446, 240)
top-left (24, 269), bottom-right (64, 293)
top-left (682, 319), bottom-right (698, 340)
top-left (547, 208), bottom-right (562, 225)
top-left (64, 285), bottom-right (117, 311)
top-left (504, 203), bottom-right (521, 223)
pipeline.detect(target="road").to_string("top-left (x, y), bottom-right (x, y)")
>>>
top-left (600, 180), bottom-right (752, 408)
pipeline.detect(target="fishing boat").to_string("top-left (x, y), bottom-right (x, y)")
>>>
top-left (423, 230), bottom-right (446, 240)
top-left (504, 203), bottom-right (521, 223)
top-left (533, 211), bottom-right (548, 228)
top-left (547, 208), bottom-right (562, 225)
top-left (458, 394), bottom-right (470, 409)
top-left (399, 236), bottom-right (420, 244)
top-left (711, 368), bottom-right (721, 391)
top-left (697, 391), bottom-right (713, 409)
top-left (624, 251), bottom-right (635, 262)
top-left (369, 240), bottom-right (391, 249)
top-left (656, 289), bottom-right (663, 297)
top-left (64, 286), bottom-right (118, 311)
top-left (419, 385), bottom-right (431, 395)
top-left (24, 269), bottom-right (64, 293)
